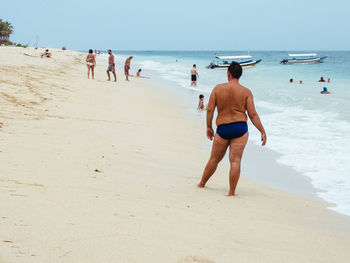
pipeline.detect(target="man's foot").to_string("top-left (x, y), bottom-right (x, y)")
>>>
top-left (197, 182), bottom-right (205, 188)
top-left (227, 191), bottom-right (236, 196)
top-left (107, 79), bottom-right (111, 81)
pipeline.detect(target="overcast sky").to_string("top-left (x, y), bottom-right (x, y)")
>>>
top-left (1, 0), bottom-right (349, 50)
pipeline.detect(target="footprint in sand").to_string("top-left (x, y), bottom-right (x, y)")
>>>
top-left (177, 256), bottom-right (215, 263)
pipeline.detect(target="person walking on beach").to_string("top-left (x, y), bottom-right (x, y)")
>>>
top-left (198, 62), bottom-right (266, 196)
top-left (124, 56), bottom-right (133, 81)
top-left (86, 49), bottom-right (96, 79)
top-left (191, 64), bottom-right (199, 86)
top-left (106, 49), bottom-right (117, 82)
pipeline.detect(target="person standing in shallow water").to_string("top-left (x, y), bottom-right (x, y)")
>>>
top-left (191, 64), bottom-right (199, 86)
top-left (198, 62), bottom-right (267, 196)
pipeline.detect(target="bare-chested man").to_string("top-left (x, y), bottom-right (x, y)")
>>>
top-left (198, 62), bottom-right (266, 196)
top-left (124, 56), bottom-right (133, 81)
top-left (191, 64), bottom-right (199, 86)
top-left (106, 49), bottom-right (117, 82)
top-left (86, 49), bottom-right (96, 79)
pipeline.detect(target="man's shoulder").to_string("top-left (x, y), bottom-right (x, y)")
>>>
top-left (214, 83), bottom-right (227, 89)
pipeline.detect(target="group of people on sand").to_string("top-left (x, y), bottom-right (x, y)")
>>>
top-left (85, 49), bottom-right (147, 81)
top-left (289, 76), bottom-right (332, 94)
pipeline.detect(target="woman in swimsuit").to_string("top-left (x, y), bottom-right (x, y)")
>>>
top-left (86, 49), bottom-right (96, 79)
top-left (198, 62), bottom-right (266, 196)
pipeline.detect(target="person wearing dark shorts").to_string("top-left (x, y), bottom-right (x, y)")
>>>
top-left (191, 64), bottom-right (199, 86)
top-left (107, 63), bottom-right (115, 72)
top-left (106, 49), bottom-right (117, 82)
top-left (198, 62), bottom-right (266, 196)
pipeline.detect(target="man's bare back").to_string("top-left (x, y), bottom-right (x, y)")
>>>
top-left (210, 82), bottom-right (250, 126)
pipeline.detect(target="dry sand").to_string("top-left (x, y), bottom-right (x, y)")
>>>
top-left (0, 47), bottom-right (350, 263)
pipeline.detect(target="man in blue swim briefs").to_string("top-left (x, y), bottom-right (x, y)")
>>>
top-left (198, 62), bottom-right (267, 196)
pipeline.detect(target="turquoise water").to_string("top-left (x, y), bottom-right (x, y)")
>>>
top-left (109, 51), bottom-right (350, 216)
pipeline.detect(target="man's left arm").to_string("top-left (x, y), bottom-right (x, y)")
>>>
top-left (206, 88), bottom-right (216, 140)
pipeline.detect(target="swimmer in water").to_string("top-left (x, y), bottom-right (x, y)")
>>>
top-left (320, 87), bottom-right (331, 94)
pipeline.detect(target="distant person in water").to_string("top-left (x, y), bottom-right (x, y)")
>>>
top-left (191, 64), bottom-right (199, 86)
top-left (106, 49), bottom-right (117, 82)
top-left (289, 78), bottom-right (293, 83)
top-left (198, 62), bottom-right (266, 196)
top-left (321, 87), bottom-right (331, 94)
top-left (197, 94), bottom-right (205, 110)
top-left (86, 49), bottom-right (96, 79)
top-left (299, 80), bottom-right (303, 84)
top-left (327, 78), bottom-right (331, 83)
top-left (319, 77), bottom-right (326, 82)
top-left (124, 56), bottom-right (133, 81)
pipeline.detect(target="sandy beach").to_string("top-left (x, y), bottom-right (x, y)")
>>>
top-left (1, 47), bottom-right (350, 263)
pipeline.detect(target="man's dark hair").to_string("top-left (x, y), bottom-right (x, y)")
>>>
top-left (89, 49), bottom-right (93, 54)
top-left (199, 94), bottom-right (204, 99)
top-left (193, 64), bottom-right (196, 67)
top-left (108, 49), bottom-right (111, 52)
top-left (138, 69), bottom-right (142, 72)
top-left (228, 62), bottom-right (242, 79)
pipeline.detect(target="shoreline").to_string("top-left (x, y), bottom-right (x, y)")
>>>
top-left (1, 47), bottom-right (350, 262)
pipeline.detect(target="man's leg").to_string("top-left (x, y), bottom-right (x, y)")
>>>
top-left (87, 66), bottom-right (90, 79)
top-left (228, 132), bottom-right (248, 196)
top-left (91, 67), bottom-right (94, 80)
top-left (113, 72), bottom-right (117, 82)
top-left (107, 70), bottom-right (111, 81)
top-left (198, 134), bottom-right (229, 188)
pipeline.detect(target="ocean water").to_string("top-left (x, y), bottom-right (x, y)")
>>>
top-left (107, 50), bottom-right (350, 216)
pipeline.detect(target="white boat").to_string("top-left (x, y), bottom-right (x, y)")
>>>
top-left (280, 53), bottom-right (327, 64)
top-left (207, 55), bottom-right (262, 69)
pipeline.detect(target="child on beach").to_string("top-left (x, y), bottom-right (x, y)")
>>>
top-left (198, 94), bottom-right (205, 110)
top-left (136, 69), bottom-right (150, 78)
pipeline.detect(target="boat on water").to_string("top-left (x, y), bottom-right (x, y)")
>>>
top-left (207, 55), bottom-right (262, 69)
top-left (280, 53), bottom-right (327, 64)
